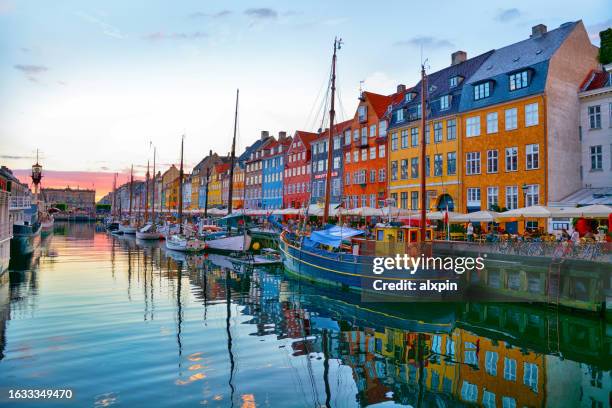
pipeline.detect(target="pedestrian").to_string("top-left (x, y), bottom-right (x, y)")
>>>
top-left (466, 222), bottom-right (474, 242)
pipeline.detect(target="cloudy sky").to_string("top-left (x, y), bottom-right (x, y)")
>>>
top-left (0, 0), bottom-right (609, 199)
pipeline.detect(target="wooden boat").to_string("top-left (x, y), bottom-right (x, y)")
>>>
top-left (229, 248), bottom-right (282, 266)
top-left (165, 234), bottom-right (206, 252)
top-left (136, 223), bottom-right (164, 240)
top-left (119, 223), bottom-right (137, 234)
top-left (204, 234), bottom-right (251, 253)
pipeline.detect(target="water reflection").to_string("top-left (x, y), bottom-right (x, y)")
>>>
top-left (0, 222), bottom-right (609, 407)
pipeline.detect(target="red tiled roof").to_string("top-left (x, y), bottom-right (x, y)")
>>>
top-left (581, 70), bottom-right (611, 91)
top-left (362, 91), bottom-right (395, 118)
top-left (294, 130), bottom-right (319, 146)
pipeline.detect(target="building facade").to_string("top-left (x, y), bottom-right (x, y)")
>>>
top-left (42, 187), bottom-right (96, 212)
top-left (578, 64), bottom-right (612, 189)
top-left (262, 133), bottom-right (291, 210)
top-left (245, 131), bottom-right (275, 209)
top-left (310, 120), bottom-right (350, 206)
top-left (209, 162), bottom-right (229, 208)
top-left (458, 21), bottom-right (598, 222)
top-left (343, 91), bottom-right (396, 209)
top-left (161, 165), bottom-right (179, 211)
top-left (283, 130), bottom-right (318, 209)
top-left (388, 50), bottom-right (493, 213)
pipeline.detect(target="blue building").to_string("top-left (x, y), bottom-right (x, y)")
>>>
top-left (262, 134), bottom-right (291, 210)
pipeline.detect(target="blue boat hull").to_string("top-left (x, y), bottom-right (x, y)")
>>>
top-left (10, 224), bottom-right (41, 256)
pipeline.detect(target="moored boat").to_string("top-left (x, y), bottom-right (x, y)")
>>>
top-left (204, 233), bottom-right (252, 254)
top-left (136, 223), bottom-right (164, 240)
top-left (165, 234), bottom-right (206, 252)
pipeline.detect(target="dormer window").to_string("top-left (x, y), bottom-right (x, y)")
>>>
top-left (358, 105), bottom-right (367, 122)
top-left (405, 92), bottom-right (416, 103)
top-left (449, 76), bottom-right (463, 88)
top-left (440, 95), bottom-right (451, 111)
top-left (509, 70), bottom-right (530, 91)
top-left (473, 81), bottom-right (491, 101)
top-left (395, 108), bottom-right (404, 122)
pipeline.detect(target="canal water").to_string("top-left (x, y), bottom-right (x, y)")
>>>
top-left (0, 222), bottom-right (609, 407)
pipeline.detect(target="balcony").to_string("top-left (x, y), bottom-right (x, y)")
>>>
top-left (9, 196), bottom-right (31, 210)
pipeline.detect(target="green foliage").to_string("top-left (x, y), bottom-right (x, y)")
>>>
top-left (450, 224), bottom-right (465, 233)
top-left (96, 204), bottom-right (111, 212)
top-left (55, 203), bottom-right (67, 211)
top-left (599, 28), bottom-right (612, 65)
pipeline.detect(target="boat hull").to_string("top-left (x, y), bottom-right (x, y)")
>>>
top-left (136, 231), bottom-right (164, 240)
top-left (10, 225), bottom-right (41, 256)
top-left (204, 235), bottom-right (252, 254)
top-left (119, 225), bottom-right (137, 234)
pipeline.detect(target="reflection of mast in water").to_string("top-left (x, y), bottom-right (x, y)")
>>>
top-left (110, 235), bottom-right (116, 280)
top-left (176, 259), bottom-right (184, 378)
top-left (201, 261), bottom-right (208, 324)
top-left (143, 251), bottom-right (149, 321)
top-left (322, 329), bottom-right (332, 408)
top-left (127, 244), bottom-right (132, 301)
top-left (225, 269), bottom-right (235, 408)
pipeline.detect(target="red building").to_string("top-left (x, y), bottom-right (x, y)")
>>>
top-left (343, 90), bottom-right (402, 208)
top-left (283, 130), bottom-right (318, 209)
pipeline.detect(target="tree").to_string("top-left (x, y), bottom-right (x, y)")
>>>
top-left (599, 28), bottom-right (612, 65)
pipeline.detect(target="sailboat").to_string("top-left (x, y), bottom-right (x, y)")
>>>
top-left (137, 148), bottom-right (164, 240)
top-left (119, 166), bottom-right (137, 234)
top-left (166, 136), bottom-right (206, 252)
top-left (278, 39), bottom-right (453, 296)
top-left (201, 89), bottom-right (252, 254)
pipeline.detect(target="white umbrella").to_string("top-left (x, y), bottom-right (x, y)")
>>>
top-left (454, 210), bottom-right (500, 223)
top-left (348, 206), bottom-right (381, 217)
top-left (496, 205), bottom-right (553, 218)
top-left (427, 211), bottom-right (462, 221)
top-left (574, 204), bottom-right (612, 218)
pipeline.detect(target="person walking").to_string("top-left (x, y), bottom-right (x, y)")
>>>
top-left (466, 222), bottom-right (474, 242)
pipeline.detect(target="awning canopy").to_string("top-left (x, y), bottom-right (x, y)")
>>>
top-left (454, 210), bottom-right (500, 222)
top-left (309, 225), bottom-right (364, 248)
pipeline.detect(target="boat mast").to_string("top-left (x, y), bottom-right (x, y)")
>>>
top-left (419, 64), bottom-right (427, 242)
top-left (129, 165), bottom-right (134, 219)
top-left (178, 136), bottom-right (184, 234)
top-left (145, 160), bottom-right (150, 223)
top-left (152, 146), bottom-right (156, 222)
top-left (228, 89), bottom-right (239, 215)
top-left (323, 37), bottom-right (342, 222)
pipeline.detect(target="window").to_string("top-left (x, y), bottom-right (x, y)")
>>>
top-left (449, 76), bottom-right (459, 87)
top-left (411, 127), bottom-right (419, 146)
top-left (411, 191), bottom-right (418, 210)
top-left (466, 152), bottom-right (481, 175)
top-left (378, 168), bottom-right (386, 182)
top-left (425, 156), bottom-right (431, 177)
top-left (353, 151), bottom-right (359, 163)
top-left (503, 357), bottom-right (517, 381)
top-left (344, 130), bottom-right (351, 145)
top-left (425, 125), bottom-right (430, 144)
top-left (401, 130), bottom-right (409, 148)
top-left (370, 194), bottom-right (376, 207)
top-left (391, 161), bottom-right (398, 181)
top-left (590, 145), bottom-right (603, 170)
top-left (345, 152), bottom-right (350, 163)
top-left (487, 112), bottom-right (498, 134)
top-left (369, 147), bottom-right (376, 159)
top-left (487, 187), bottom-right (499, 209)
top-left (525, 103), bottom-right (538, 126)
top-left (378, 144), bottom-right (385, 158)
top-left (400, 192), bottom-right (408, 209)
top-left (447, 119), bottom-right (456, 140)
top-left (353, 129), bottom-right (359, 141)
top-left (345, 173), bottom-right (350, 185)
top-left (369, 124), bottom-right (376, 137)
top-left (333, 156), bottom-right (340, 169)
top-left (505, 108), bottom-right (518, 130)
top-left (400, 159), bottom-right (408, 179)
top-left (526, 144), bottom-right (539, 169)
top-left (482, 391), bottom-right (496, 408)
top-left (440, 95), bottom-right (450, 110)
top-left (358, 105), bottom-right (367, 122)
top-left (411, 158), bottom-right (419, 178)
top-left (466, 116), bottom-right (480, 137)
top-left (487, 150), bottom-right (498, 173)
top-left (447, 152), bottom-right (456, 175)
top-left (434, 154), bottom-right (443, 176)
top-left (485, 351), bottom-right (498, 376)
top-left (526, 184), bottom-right (539, 206)
top-left (361, 127), bottom-right (368, 145)
top-left (370, 169), bottom-right (376, 183)
top-left (391, 132), bottom-right (398, 151)
top-left (474, 82), bottom-right (491, 100)
top-left (523, 362), bottom-right (538, 392)
top-left (461, 381), bottom-right (478, 402)
top-left (361, 195), bottom-right (367, 207)
top-left (505, 147), bottom-right (518, 171)
top-left (379, 120), bottom-right (387, 137)
top-left (509, 70), bottom-right (529, 90)
top-left (434, 122), bottom-right (443, 143)
top-left (505, 186), bottom-right (518, 210)
top-left (361, 149), bottom-right (367, 161)
top-left (502, 397), bottom-right (516, 408)
top-left (395, 108), bottom-right (404, 122)
top-left (467, 188), bottom-right (481, 205)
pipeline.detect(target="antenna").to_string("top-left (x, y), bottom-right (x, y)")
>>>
top-left (359, 80), bottom-right (364, 95)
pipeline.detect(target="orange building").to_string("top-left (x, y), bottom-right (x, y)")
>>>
top-left (343, 91), bottom-right (400, 208)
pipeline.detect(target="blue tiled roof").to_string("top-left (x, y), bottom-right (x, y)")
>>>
top-left (388, 50), bottom-right (494, 129)
top-left (459, 22), bottom-right (578, 112)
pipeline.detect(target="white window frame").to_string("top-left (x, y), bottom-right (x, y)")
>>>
top-left (486, 112), bottom-right (498, 134)
top-left (505, 108), bottom-right (518, 130)
top-left (466, 116), bottom-right (481, 137)
top-left (525, 103), bottom-right (538, 127)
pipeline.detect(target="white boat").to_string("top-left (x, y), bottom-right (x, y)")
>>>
top-left (119, 223), bottom-right (137, 234)
top-left (165, 234), bottom-right (206, 252)
top-left (136, 223), bottom-right (164, 240)
top-left (229, 249), bottom-right (281, 266)
top-left (204, 234), bottom-right (252, 253)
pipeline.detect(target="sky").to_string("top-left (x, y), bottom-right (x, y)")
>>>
top-left (0, 0), bottom-right (610, 200)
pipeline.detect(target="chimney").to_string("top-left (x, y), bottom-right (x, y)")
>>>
top-left (451, 51), bottom-right (467, 66)
top-left (531, 24), bottom-right (547, 38)
top-left (261, 130), bottom-right (269, 140)
top-left (278, 131), bottom-right (287, 141)
top-left (396, 84), bottom-right (406, 93)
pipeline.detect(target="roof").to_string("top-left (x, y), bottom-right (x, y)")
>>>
top-left (556, 187), bottom-right (612, 206)
top-left (580, 70), bottom-right (612, 91)
top-left (459, 22), bottom-right (579, 112)
top-left (293, 130), bottom-right (319, 147)
top-left (363, 91), bottom-right (395, 118)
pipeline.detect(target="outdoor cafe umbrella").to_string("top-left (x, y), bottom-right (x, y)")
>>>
top-left (572, 204), bottom-right (612, 218)
top-left (454, 210), bottom-right (500, 223)
top-left (426, 211), bottom-right (462, 221)
top-left (495, 205), bottom-right (554, 219)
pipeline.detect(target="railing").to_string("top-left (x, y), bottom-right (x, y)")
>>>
top-left (491, 240), bottom-right (610, 262)
top-left (9, 196), bottom-right (31, 210)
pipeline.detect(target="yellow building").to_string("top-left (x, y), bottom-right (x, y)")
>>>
top-left (208, 162), bottom-right (229, 207)
top-left (190, 172), bottom-right (200, 210)
top-left (161, 165), bottom-right (179, 211)
top-left (388, 51), bottom-right (493, 213)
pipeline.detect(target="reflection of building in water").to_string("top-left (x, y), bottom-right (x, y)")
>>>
top-left (545, 357), bottom-right (611, 408)
top-left (455, 328), bottom-right (544, 407)
top-left (0, 272), bottom-right (10, 360)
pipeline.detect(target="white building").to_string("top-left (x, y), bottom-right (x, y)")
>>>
top-left (579, 64), bottom-right (612, 189)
